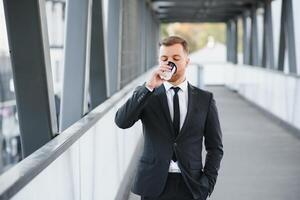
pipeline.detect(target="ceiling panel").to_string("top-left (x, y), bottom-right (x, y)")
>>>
top-left (150, 0), bottom-right (265, 23)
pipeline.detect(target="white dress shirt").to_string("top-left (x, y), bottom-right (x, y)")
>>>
top-left (163, 79), bottom-right (188, 173)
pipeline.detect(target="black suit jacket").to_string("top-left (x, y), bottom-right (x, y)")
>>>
top-left (115, 82), bottom-right (223, 199)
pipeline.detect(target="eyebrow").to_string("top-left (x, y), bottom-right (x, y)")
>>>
top-left (160, 54), bottom-right (181, 57)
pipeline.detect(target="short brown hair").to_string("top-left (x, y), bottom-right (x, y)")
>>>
top-left (159, 36), bottom-right (189, 54)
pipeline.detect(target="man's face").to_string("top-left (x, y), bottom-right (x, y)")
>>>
top-left (159, 43), bottom-right (190, 82)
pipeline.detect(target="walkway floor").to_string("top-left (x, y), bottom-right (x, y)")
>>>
top-left (129, 86), bottom-right (300, 200)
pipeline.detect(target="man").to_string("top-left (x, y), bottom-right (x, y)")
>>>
top-left (115, 36), bottom-right (223, 200)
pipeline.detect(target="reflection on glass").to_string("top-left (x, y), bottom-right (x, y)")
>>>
top-left (46, 0), bottom-right (66, 126)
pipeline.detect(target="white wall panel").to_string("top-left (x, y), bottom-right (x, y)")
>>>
top-left (12, 142), bottom-right (81, 200)
top-left (224, 64), bottom-right (300, 130)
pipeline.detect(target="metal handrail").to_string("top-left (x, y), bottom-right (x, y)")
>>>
top-left (234, 63), bottom-right (300, 79)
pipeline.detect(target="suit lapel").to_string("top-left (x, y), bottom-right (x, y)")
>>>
top-left (154, 85), bottom-right (176, 139)
top-left (176, 82), bottom-right (195, 140)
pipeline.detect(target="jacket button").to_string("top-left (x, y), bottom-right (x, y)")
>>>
top-left (174, 142), bottom-right (177, 147)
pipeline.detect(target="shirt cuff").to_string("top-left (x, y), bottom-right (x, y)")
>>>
top-left (145, 85), bottom-right (154, 92)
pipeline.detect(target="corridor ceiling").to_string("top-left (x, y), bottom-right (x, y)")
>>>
top-left (150, 0), bottom-right (265, 23)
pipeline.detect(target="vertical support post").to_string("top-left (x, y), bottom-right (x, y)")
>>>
top-left (278, 0), bottom-right (286, 71)
top-left (153, 17), bottom-right (160, 66)
top-left (117, 0), bottom-right (123, 90)
top-left (197, 65), bottom-right (204, 89)
top-left (277, 0), bottom-right (297, 73)
top-left (60, 0), bottom-right (90, 131)
top-left (250, 4), bottom-right (259, 66)
top-left (146, 7), bottom-right (154, 69)
top-left (226, 19), bottom-right (238, 64)
top-left (226, 21), bottom-right (232, 62)
top-left (140, 0), bottom-right (147, 72)
top-left (285, 0), bottom-right (297, 74)
top-left (89, 0), bottom-right (107, 109)
top-left (243, 11), bottom-right (250, 65)
top-left (3, 0), bottom-right (57, 157)
top-left (232, 18), bottom-right (238, 64)
top-left (106, 0), bottom-right (121, 96)
top-left (262, 0), bottom-right (275, 69)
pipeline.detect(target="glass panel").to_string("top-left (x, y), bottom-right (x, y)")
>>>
top-left (45, 0), bottom-right (66, 125)
top-left (0, 0), bottom-right (22, 174)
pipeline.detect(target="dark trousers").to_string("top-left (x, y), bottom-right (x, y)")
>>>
top-left (141, 173), bottom-right (202, 200)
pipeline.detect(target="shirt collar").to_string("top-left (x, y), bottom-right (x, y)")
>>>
top-left (163, 78), bottom-right (188, 92)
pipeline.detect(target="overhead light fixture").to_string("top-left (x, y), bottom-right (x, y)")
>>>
top-left (151, 1), bottom-right (176, 10)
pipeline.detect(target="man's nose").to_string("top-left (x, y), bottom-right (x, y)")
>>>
top-left (167, 59), bottom-right (175, 63)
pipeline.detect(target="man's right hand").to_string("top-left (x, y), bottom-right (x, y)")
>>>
top-left (146, 63), bottom-right (172, 90)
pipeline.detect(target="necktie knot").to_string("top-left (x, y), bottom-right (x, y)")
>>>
top-left (171, 87), bottom-right (180, 94)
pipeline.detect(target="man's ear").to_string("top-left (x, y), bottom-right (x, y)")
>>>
top-left (186, 57), bottom-right (190, 66)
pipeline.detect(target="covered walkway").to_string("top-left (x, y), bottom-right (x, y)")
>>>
top-left (0, 0), bottom-right (300, 199)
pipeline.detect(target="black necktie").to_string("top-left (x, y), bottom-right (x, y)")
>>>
top-left (171, 87), bottom-right (180, 162)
